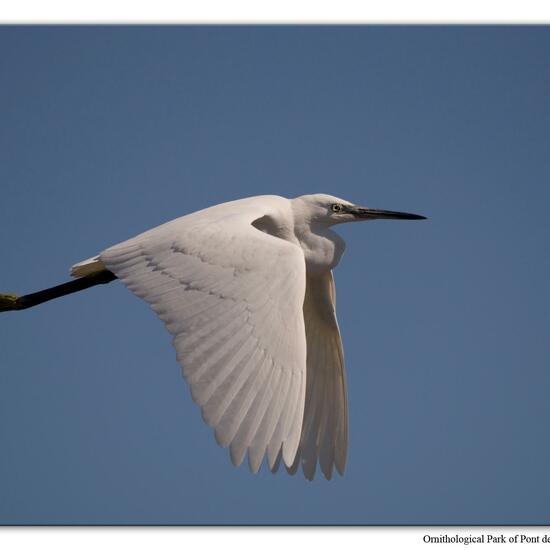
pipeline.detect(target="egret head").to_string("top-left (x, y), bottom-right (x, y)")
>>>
top-left (294, 194), bottom-right (427, 226)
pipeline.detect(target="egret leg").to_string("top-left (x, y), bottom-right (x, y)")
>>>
top-left (0, 270), bottom-right (117, 312)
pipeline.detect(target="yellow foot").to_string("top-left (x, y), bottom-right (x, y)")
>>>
top-left (0, 293), bottom-right (22, 312)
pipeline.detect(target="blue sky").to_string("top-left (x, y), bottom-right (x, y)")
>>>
top-left (0, 26), bottom-right (549, 524)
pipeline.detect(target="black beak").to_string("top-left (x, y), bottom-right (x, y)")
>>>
top-left (351, 207), bottom-right (427, 221)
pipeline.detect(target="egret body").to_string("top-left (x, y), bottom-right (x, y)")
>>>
top-left (1, 194), bottom-right (425, 480)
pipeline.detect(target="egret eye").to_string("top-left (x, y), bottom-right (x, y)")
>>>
top-left (331, 203), bottom-right (344, 213)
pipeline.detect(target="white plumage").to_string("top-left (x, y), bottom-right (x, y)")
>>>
top-left (70, 193), bottom-right (425, 480)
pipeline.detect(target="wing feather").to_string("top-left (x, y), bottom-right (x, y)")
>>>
top-left (227, 350), bottom-right (273, 466)
top-left (100, 196), bottom-right (307, 473)
top-left (267, 369), bottom-right (295, 468)
top-left (283, 271), bottom-right (349, 480)
top-left (245, 365), bottom-right (286, 469)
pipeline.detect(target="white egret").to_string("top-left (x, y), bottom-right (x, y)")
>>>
top-left (1, 194), bottom-right (426, 480)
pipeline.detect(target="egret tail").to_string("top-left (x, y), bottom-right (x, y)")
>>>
top-left (0, 270), bottom-right (117, 312)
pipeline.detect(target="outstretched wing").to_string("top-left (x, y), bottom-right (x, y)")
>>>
top-left (100, 197), bottom-right (307, 473)
top-left (283, 271), bottom-right (348, 480)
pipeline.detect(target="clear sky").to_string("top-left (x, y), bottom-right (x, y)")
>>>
top-left (1, 25), bottom-right (549, 525)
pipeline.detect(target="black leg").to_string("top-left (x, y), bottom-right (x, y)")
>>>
top-left (0, 270), bottom-right (117, 312)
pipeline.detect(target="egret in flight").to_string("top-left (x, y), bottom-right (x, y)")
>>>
top-left (1, 194), bottom-right (425, 480)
